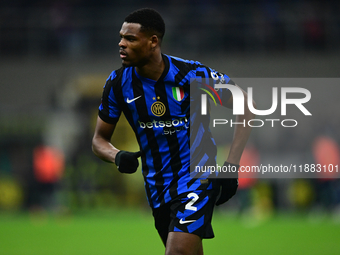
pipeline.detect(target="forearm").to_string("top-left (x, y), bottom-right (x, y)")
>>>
top-left (92, 136), bottom-right (119, 163)
top-left (227, 103), bottom-right (255, 165)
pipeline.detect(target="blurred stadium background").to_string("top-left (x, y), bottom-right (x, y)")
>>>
top-left (0, 0), bottom-right (340, 254)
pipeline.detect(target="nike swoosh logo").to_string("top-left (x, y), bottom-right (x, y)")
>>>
top-left (126, 95), bottom-right (142, 104)
top-left (179, 218), bottom-right (196, 224)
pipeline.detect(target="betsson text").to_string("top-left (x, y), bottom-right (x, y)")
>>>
top-left (138, 117), bottom-right (189, 135)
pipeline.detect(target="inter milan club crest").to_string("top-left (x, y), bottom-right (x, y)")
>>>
top-left (151, 101), bottom-right (166, 116)
top-left (172, 87), bottom-right (184, 101)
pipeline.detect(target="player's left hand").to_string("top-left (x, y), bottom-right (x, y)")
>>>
top-left (115, 150), bottom-right (141, 174)
top-left (215, 162), bottom-right (239, 206)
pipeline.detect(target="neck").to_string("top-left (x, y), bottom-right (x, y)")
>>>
top-left (135, 51), bottom-right (164, 81)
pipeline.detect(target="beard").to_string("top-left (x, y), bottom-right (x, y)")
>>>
top-left (122, 60), bottom-right (135, 68)
top-left (121, 55), bottom-right (149, 68)
top-left (122, 61), bottom-right (130, 68)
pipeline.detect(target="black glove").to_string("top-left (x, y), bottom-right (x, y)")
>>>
top-left (215, 162), bottom-right (239, 206)
top-left (115, 150), bottom-right (141, 174)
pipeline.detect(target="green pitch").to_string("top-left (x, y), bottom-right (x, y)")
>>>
top-left (0, 209), bottom-right (339, 255)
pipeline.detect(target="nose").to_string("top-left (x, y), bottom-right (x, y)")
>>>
top-left (119, 38), bottom-right (126, 48)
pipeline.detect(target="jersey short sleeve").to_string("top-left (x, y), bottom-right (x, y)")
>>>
top-left (190, 63), bottom-right (235, 110)
top-left (208, 68), bottom-right (235, 105)
top-left (98, 71), bottom-right (122, 124)
top-left (194, 65), bottom-right (234, 106)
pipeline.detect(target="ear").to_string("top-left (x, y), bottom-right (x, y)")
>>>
top-left (150, 35), bottom-right (159, 48)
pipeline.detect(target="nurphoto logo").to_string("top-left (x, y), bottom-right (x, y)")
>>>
top-left (200, 80), bottom-right (312, 128)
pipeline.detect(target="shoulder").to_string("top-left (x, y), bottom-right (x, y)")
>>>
top-left (166, 54), bottom-right (220, 78)
top-left (106, 67), bottom-right (125, 85)
top-left (166, 54), bottom-right (205, 71)
top-left (166, 55), bottom-right (233, 87)
top-left (104, 66), bottom-right (134, 90)
top-left (165, 54), bottom-right (212, 85)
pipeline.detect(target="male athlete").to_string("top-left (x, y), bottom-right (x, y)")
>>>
top-left (92, 8), bottom-right (254, 255)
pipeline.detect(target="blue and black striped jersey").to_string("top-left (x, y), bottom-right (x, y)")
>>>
top-left (99, 54), bottom-right (233, 208)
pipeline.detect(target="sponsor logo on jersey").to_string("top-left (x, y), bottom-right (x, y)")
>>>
top-left (138, 117), bottom-right (189, 135)
top-left (179, 218), bottom-right (196, 224)
top-left (126, 95), bottom-right (141, 104)
top-left (138, 117), bottom-right (188, 129)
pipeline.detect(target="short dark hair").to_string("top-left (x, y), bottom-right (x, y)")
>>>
top-left (125, 8), bottom-right (165, 40)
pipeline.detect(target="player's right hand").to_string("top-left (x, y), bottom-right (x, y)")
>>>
top-left (115, 150), bottom-right (141, 174)
top-left (215, 161), bottom-right (239, 206)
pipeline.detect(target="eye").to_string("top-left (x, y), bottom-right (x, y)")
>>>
top-left (119, 35), bottom-right (136, 42)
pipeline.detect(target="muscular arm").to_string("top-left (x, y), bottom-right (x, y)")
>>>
top-left (225, 85), bottom-right (255, 165)
top-left (92, 116), bottom-right (119, 163)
